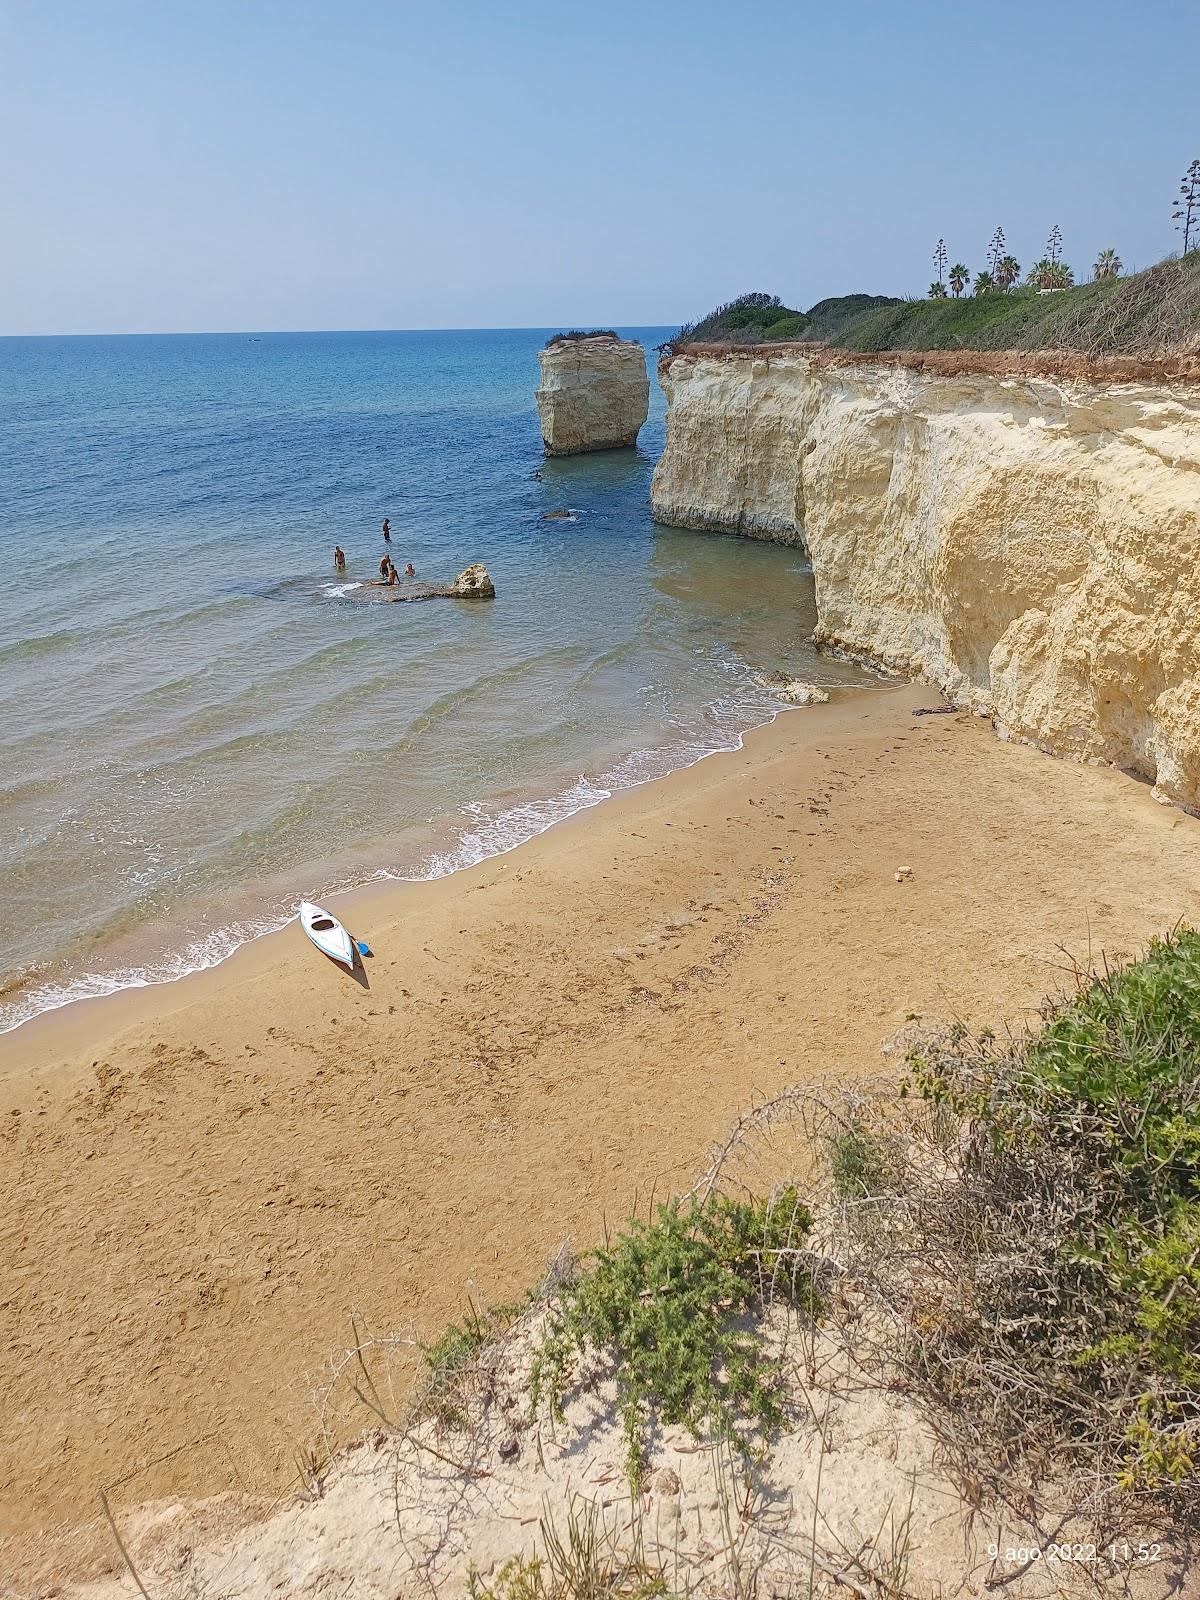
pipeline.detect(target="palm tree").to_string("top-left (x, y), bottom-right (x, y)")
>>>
top-left (1093, 248), bottom-right (1122, 280)
top-left (1028, 258), bottom-right (1074, 291)
top-left (948, 262), bottom-right (969, 298)
top-left (928, 281), bottom-right (948, 299)
top-left (972, 270), bottom-right (997, 296)
top-left (996, 254), bottom-right (1021, 290)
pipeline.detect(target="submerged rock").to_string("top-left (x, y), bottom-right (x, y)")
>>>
top-left (536, 334), bottom-right (649, 456)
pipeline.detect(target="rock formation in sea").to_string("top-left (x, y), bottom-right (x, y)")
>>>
top-left (651, 348), bottom-right (1200, 810)
top-left (365, 564), bottom-right (496, 602)
top-left (536, 334), bottom-right (650, 455)
top-left (444, 562), bottom-right (496, 598)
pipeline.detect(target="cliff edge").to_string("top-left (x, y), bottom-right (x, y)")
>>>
top-left (651, 350), bottom-right (1200, 810)
top-left (536, 333), bottom-right (649, 455)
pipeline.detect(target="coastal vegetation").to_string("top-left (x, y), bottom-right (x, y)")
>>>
top-left (668, 291), bottom-right (810, 346)
top-left (823, 253), bottom-right (1200, 355)
top-left (897, 929), bottom-right (1200, 1499)
top-left (663, 254), bottom-right (1200, 359)
top-left (530, 1186), bottom-right (818, 1486)
top-left (545, 329), bottom-right (620, 345)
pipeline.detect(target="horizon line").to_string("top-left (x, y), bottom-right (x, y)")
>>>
top-left (0, 321), bottom-right (681, 342)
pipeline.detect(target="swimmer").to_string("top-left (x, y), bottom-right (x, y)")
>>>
top-left (334, 546), bottom-right (346, 570)
top-left (382, 518), bottom-right (391, 541)
top-left (404, 562), bottom-right (415, 578)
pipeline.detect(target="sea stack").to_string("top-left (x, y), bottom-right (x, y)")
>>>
top-left (536, 333), bottom-right (650, 455)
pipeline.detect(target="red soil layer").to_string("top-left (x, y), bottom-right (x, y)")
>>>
top-left (662, 342), bottom-right (1200, 386)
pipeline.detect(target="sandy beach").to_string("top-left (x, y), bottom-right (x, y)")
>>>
top-left (6, 683), bottom-right (1200, 1585)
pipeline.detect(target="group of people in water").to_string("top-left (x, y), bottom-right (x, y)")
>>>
top-left (332, 519), bottom-right (415, 583)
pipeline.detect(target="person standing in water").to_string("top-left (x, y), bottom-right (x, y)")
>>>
top-left (404, 562), bottom-right (415, 577)
top-left (382, 518), bottom-right (391, 542)
top-left (379, 554), bottom-right (390, 579)
top-left (334, 546), bottom-right (346, 571)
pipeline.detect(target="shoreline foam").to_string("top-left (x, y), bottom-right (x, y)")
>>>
top-left (0, 670), bottom-right (876, 1038)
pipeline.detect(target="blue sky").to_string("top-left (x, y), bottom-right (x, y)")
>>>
top-left (2, 0), bottom-right (1197, 334)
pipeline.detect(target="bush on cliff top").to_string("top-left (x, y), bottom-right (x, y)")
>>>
top-left (801, 292), bottom-right (905, 339)
top-left (664, 291), bottom-right (810, 350)
top-left (545, 329), bottom-right (619, 347)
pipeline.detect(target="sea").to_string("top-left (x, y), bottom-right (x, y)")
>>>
top-left (0, 327), bottom-right (873, 1033)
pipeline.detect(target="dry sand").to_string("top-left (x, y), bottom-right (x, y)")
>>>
top-left (5, 682), bottom-right (1200, 1587)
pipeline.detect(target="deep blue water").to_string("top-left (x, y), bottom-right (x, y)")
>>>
top-left (0, 328), bottom-right (864, 1031)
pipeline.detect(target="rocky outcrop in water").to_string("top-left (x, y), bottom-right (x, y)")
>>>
top-left (370, 564), bottom-right (496, 602)
top-left (443, 562), bottom-right (495, 598)
top-left (536, 335), bottom-right (649, 455)
top-left (652, 350), bottom-right (1200, 810)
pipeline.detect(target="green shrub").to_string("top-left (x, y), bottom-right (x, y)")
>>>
top-left (802, 292), bottom-right (904, 339)
top-left (663, 292), bottom-right (809, 350)
top-left (828, 1120), bottom-right (894, 1199)
top-left (905, 928), bottom-right (1200, 1493)
top-left (762, 313), bottom-right (809, 340)
top-left (531, 1188), bottom-right (817, 1486)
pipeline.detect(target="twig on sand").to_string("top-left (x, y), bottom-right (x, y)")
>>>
top-left (99, 1488), bottom-right (153, 1600)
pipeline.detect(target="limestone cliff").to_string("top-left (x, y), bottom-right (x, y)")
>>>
top-left (651, 351), bottom-right (1200, 810)
top-left (536, 335), bottom-right (650, 455)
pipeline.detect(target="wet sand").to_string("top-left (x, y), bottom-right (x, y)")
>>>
top-left (5, 682), bottom-right (1200, 1585)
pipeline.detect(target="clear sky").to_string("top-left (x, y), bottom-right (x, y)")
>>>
top-left (2, 0), bottom-right (1197, 335)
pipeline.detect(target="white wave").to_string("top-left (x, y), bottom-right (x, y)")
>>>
top-left (410, 777), bottom-right (614, 881)
top-left (0, 914), bottom-right (294, 1036)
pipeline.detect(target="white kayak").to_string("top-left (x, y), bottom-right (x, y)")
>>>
top-left (299, 900), bottom-right (356, 970)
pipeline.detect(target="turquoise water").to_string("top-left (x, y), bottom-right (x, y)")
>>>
top-left (0, 328), bottom-right (868, 1031)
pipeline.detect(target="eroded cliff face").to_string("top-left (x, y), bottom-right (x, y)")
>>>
top-left (651, 352), bottom-right (1200, 809)
top-left (536, 336), bottom-right (650, 455)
